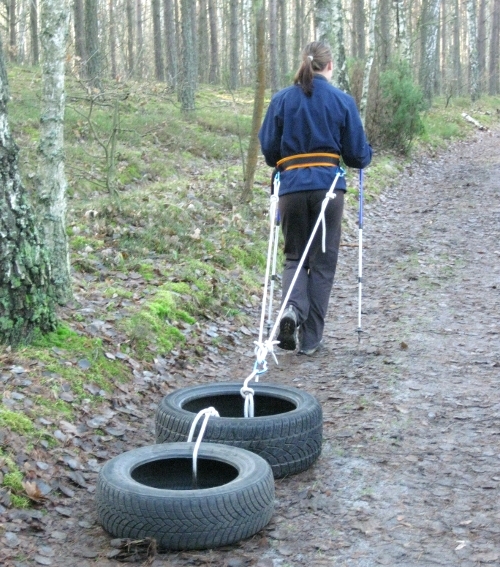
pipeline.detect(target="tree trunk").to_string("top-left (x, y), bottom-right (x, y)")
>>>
top-left (419, 0), bottom-right (440, 103)
top-left (229, 0), bottom-right (239, 90)
top-left (30, 0), bottom-right (39, 65)
top-left (0, 36), bottom-right (57, 346)
top-left (378, 0), bottom-right (391, 69)
top-left (208, 0), bottom-right (219, 83)
top-left (242, 0), bottom-right (266, 202)
top-left (37, 0), bottom-right (72, 305)
top-left (269, 0), bottom-right (279, 93)
top-left (489, 0), bottom-right (500, 94)
top-left (332, 0), bottom-right (351, 92)
top-left (453, 0), bottom-right (462, 94)
top-left (125, 0), bottom-right (134, 77)
top-left (198, 0), bottom-right (209, 83)
top-left (315, 0), bottom-right (333, 42)
top-left (352, 0), bottom-right (365, 59)
top-left (395, 0), bottom-right (411, 62)
top-left (179, 0), bottom-right (196, 111)
top-left (294, 0), bottom-right (305, 69)
top-left (85, 0), bottom-right (102, 89)
top-left (152, 0), bottom-right (165, 81)
top-left (73, 0), bottom-right (87, 76)
top-left (136, 0), bottom-right (144, 79)
top-left (164, 0), bottom-right (178, 88)
top-left (10, 0), bottom-right (17, 62)
top-left (477, 0), bottom-right (487, 90)
top-left (467, 0), bottom-right (480, 101)
top-left (278, 0), bottom-right (287, 87)
top-left (109, 0), bottom-right (117, 78)
top-left (360, 0), bottom-right (377, 124)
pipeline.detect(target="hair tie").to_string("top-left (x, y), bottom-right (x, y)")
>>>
top-left (308, 55), bottom-right (313, 61)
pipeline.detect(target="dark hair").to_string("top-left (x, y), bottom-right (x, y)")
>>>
top-left (294, 41), bottom-right (332, 96)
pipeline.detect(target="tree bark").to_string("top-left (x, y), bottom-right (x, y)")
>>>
top-left (198, 0), bottom-right (209, 83)
top-left (243, 0), bottom-right (266, 202)
top-left (37, 0), bottom-right (72, 305)
top-left (85, 0), bottom-right (102, 89)
top-left (467, 0), bottom-right (480, 101)
top-left (73, 0), bottom-right (87, 76)
top-left (352, 0), bottom-right (365, 59)
top-left (30, 0), bottom-right (39, 65)
top-left (208, 0), bottom-right (219, 83)
top-left (360, 0), bottom-right (377, 124)
top-left (124, 0), bottom-right (134, 77)
top-left (0, 36), bottom-right (57, 346)
top-left (136, 0), bottom-right (144, 79)
top-left (164, 0), bottom-right (178, 88)
top-left (152, 0), bottom-right (165, 81)
top-left (419, 0), bottom-right (440, 103)
top-left (452, 0), bottom-right (462, 94)
top-left (9, 0), bottom-right (17, 62)
top-left (477, 0), bottom-right (487, 90)
top-left (278, 0), bottom-right (287, 87)
top-left (315, 0), bottom-right (333, 43)
top-left (395, 0), bottom-right (411, 62)
top-left (179, 0), bottom-right (196, 111)
top-left (109, 0), bottom-right (117, 78)
top-left (269, 0), bottom-right (279, 93)
top-left (229, 0), bottom-right (239, 90)
top-left (331, 0), bottom-right (351, 92)
top-left (489, 0), bottom-right (500, 94)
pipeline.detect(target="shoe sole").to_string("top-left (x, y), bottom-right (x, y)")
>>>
top-left (277, 316), bottom-right (297, 351)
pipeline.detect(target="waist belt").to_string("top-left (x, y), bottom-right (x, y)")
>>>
top-left (277, 152), bottom-right (340, 171)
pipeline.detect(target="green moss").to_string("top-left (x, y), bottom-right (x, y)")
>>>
top-left (0, 407), bottom-right (35, 435)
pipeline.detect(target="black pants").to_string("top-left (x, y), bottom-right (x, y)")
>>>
top-left (279, 189), bottom-right (344, 350)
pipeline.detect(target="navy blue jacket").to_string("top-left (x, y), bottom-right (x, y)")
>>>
top-left (259, 75), bottom-right (372, 194)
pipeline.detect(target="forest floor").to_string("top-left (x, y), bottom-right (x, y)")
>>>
top-left (2, 125), bottom-right (500, 567)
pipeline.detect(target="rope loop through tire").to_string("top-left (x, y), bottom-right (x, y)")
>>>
top-left (187, 407), bottom-right (220, 485)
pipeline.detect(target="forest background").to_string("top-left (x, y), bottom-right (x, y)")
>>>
top-left (0, 0), bottom-right (499, 511)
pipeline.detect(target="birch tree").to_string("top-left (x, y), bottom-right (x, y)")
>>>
top-left (359, 0), bottom-right (377, 124)
top-left (331, 0), bottom-right (350, 92)
top-left (315, 0), bottom-right (333, 42)
top-left (395, 0), bottom-right (411, 63)
top-left (37, 0), bottom-right (72, 304)
top-left (0, 35), bottom-right (57, 346)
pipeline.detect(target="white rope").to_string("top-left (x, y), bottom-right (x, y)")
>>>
top-left (268, 170), bottom-right (342, 345)
top-left (240, 168), bottom-right (342, 418)
top-left (187, 407), bottom-right (220, 486)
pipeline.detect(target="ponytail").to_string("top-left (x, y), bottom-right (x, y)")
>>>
top-left (294, 41), bottom-right (333, 96)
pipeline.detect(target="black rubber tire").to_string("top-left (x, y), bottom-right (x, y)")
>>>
top-left (155, 382), bottom-right (323, 478)
top-left (96, 442), bottom-right (275, 550)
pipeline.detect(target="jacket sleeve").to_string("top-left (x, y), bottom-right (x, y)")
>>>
top-left (258, 98), bottom-right (283, 167)
top-left (340, 97), bottom-right (373, 170)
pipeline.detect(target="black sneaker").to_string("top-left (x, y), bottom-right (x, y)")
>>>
top-left (277, 306), bottom-right (298, 351)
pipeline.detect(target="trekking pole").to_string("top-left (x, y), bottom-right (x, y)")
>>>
top-left (356, 169), bottom-right (364, 344)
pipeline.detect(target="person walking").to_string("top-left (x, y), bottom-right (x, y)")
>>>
top-left (258, 41), bottom-right (372, 355)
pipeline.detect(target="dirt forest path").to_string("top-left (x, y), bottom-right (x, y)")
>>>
top-left (3, 127), bottom-right (500, 567)
top-left (180, 127), bottom-right (500, 567)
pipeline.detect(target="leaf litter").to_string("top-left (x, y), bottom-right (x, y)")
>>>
top-left (1, 128), bottom-right (500, 566)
